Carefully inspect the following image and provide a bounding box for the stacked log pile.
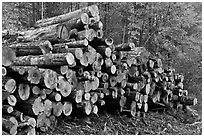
[2,5,198,135]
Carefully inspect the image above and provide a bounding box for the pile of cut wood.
[2,5,197,135]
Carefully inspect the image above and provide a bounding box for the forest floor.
[39,107,202,135]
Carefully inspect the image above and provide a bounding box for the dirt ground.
[38,108,202,135]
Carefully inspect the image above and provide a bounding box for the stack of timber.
[2,4,198,135]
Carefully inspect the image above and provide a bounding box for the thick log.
[63,101,73,116]
[44,69,58,89]
[77,28,97,41]
[64,13,90,31]
[35,5,99,27]
[2,117,18,135]
[9,40,53,56]
[17,83,30,101]
[18,24,69,42]
[3,77,16,93]
[13,53,76,67]
[16,96,44,116]
[3,105,13,114]
[56,76,72,97]
[2,46,16,66]
[52,102,63,117]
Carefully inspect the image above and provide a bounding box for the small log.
[89,37,114,47]
[2,66,7,76]
[43,99,52,117]
[142,103,148,112]
[91,76,100,90]
[63,101,73,116]
[19,115,36,128]
[18,24,69,42]
[80,52,89,67]
[131,101,137,117]
[96,29,104,39]
[2,46,16,66]
[27,67,42,84]
[115,42,135,51]
[56,76,72,97]
[104,58,113,68]
[3,77,16,93]
[90,92,98,104]
[47,91,61,102]
[120,79,127,88]
[3,105,13,114]
[35,4,99,27]
[109,87,118,99]
[96,71,102,78]
[77,28,97,41]
[95,46,112,58]
[84,92,91,100]
[180,96,197,106]
[44,69,58,89]
[52,102,63,117]
[92,105,98,115]
[17,126,36,135]
[17,83,30,101]
[76,100,92,115]
[7,95,17,106]
[2,117,18,135]
[101,73,109,82]
[109,76,117,87]
[70,89,84,103]
[9,40,53,56]
[119,96,127,112]
[9,109,24,122]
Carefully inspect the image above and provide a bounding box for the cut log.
[47,91,61,102]
[7,95,17,106]
[90,92,98,104]
[109,76,117,87]
[56,76,72,97]
[96,29,104,39]
[80,52,89,67]
[13,52,76,67]
[52,102,63,117]
[104,58,113,68]
[64,12,90,31]
[17,126,36,135]
[3,77,16,93]
[130,101,137,117]
[9,40,53,56]
[77,28,97,41]
[43,69,58,89]
[44,99,53,117]
[36,112,51,132]
[19,115,36,128]
[27,67,42,84]
[101,73,109,82]
[17,83,30,101]
[2,117,18,135]
[84,92,91,100]
[2,66,7,76]
[63,101,73,116]
[2,46,16,66]
[115,42,135,51]
[180,96,197,106]
[3,105,13,114]
[109,87,118,99]
[90,20,103,30]
[89,38,114,47]
[119,96,127,112]
[35,5,99,27]
[16,96,44,116]
[70,89,84,103]
[92,105,98,115]
[9,109,24,122]
[76,100,92,115]
[95,46,112,58]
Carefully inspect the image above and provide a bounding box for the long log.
[12,53,76,67]
[9,40,53,56]
[18,24,69,42]
[35,5,99,27]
